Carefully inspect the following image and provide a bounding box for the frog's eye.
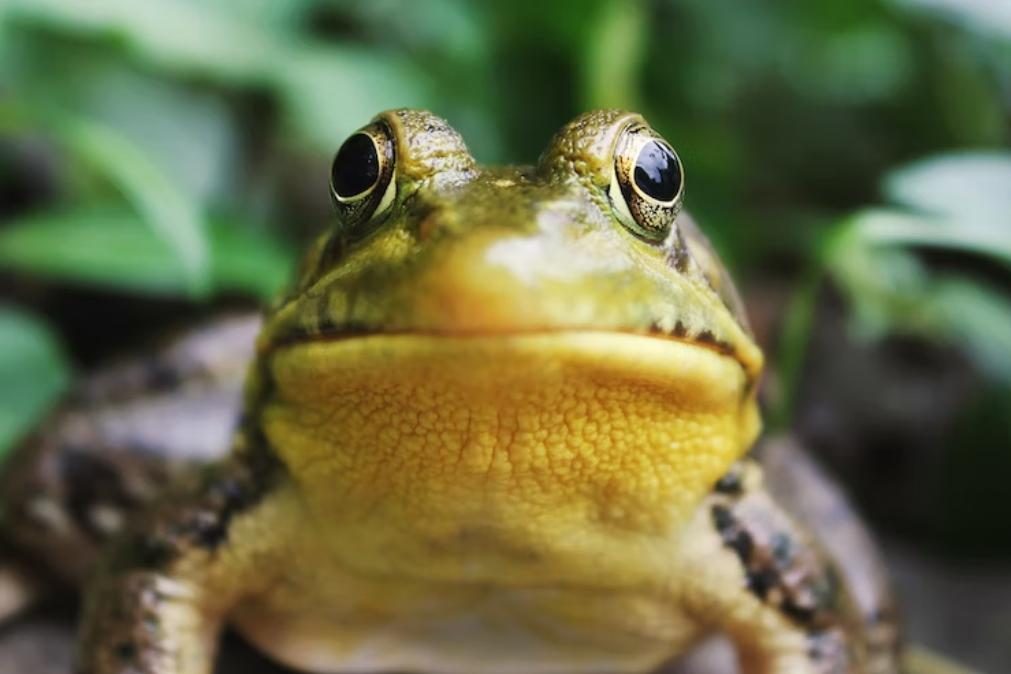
[330,121,397,232]
[608,124,684,241]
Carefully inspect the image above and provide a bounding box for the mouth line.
[264,324,752,380]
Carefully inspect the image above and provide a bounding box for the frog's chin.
[260,332,760,541]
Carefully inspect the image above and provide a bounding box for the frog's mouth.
[264,329,755,399]
[261,323,762,387]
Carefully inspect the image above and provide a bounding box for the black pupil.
[332,133,380,198]
[633,140,680,202]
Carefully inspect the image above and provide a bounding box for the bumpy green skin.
[0,110,900,674]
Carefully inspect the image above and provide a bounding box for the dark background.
[1,1,1009,671]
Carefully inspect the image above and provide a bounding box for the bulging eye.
[329,121,397,233]
[609,123,684,241]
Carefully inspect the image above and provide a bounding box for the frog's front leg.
[80,569,218,674]
[76,449,291,674]
[675,460,864,674]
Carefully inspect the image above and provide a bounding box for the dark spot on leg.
[60,449,136,539]
[114,641,137,662]
[182,445,283,552]
[783,599,818,624]
[747,567,777,599]
[189,511,229,549]
[714,465,744,495]
[711,504,754,560]
[105,529,175,576]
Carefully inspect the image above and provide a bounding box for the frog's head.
[257,109,763,544]
[265,109,759,372]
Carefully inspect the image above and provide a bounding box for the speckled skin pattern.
[0,110,899,674]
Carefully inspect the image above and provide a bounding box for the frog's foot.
[76,452,290,674]
[676,460,896,674]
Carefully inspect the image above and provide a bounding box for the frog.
[0,109,901,674]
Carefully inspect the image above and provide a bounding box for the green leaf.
[56,115,212,295]
[0,209,188,293]
[272,45,431,149]
[829,152,1011,354]
[826,210,1011,384]
[885,151,1011,224]
[1,0,431,149]
[894,0,1011,41]
[80,68,240,207]
[932,278,1011,382]
[343,0,487,62]
[786,25,913,104]
[0,0,283,84]
[0,307,70,456]
[581,0,646,110]
[0,207,294,300]
[209,217,297,301]
[849,208,1011,270]
[769,270,821,430]
[0,103,217,297]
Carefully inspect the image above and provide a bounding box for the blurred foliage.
[774,152,1011,425]
[0,305,69,452]
[0,207,291,297]
[0,0,1008,466]
[832,153,1011,381]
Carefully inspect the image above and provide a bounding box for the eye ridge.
[332,133,380,199]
